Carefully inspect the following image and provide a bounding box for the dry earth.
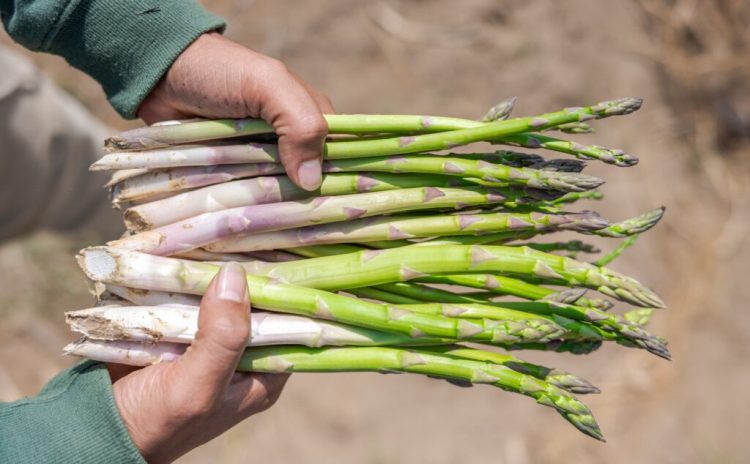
[1,1,748,463]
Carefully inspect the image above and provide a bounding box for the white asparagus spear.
[64,338,185,366]
[92,143,279,171]
[66,305,443,347]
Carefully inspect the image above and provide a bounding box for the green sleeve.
[0,0,226,118]
[0,361,146,464]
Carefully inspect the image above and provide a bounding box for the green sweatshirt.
[0,361,147,463]
[0,0,226,118]
[0,1,226,461]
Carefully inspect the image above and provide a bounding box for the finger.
[137,88,194,125]
[226,372,291,417]
[255,62,328,191]
[171,262,250,407]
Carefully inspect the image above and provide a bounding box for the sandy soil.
[1,1,748,462]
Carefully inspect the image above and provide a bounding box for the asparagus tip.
[546,369,601,394]
[481,96,517,122]
[596,206,666,238]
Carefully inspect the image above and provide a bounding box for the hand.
[107,263,288,464]
[138,32,334,191]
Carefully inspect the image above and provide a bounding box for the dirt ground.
[1,1,749,463]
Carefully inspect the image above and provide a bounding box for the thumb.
[171,262,250,405]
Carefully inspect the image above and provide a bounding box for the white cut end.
[81,248,117,281]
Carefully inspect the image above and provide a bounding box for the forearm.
[0,0,225,118]
[0,47,120,242]
[0,361,145,464]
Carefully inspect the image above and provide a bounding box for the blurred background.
[1,0,748,462]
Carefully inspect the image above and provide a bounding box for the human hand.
[138,32,334,191]
[107,263,288,464]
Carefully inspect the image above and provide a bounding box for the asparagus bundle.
[65,97,668,442]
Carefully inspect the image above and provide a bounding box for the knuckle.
[288,119,328,144]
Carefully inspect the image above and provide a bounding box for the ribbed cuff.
[47,0,226,118]
[0,361,146,463]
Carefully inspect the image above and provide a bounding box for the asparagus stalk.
[66,305,447,347]
[345,286,424,305]
[498,133,638,167]
[323,98,642,159]
[238,244,664,308]
[104,284,202,306]
[205,211,608,253]
[290,244,612,310]
[505,339,603,355]
[78,247,569,346]
[106,98,640,164]
[524,240,600,255]
[79,247,667,356]
[623,308,656,327]
[112,152,600,215]
[591,207,666,238]
[123,173,538,231]
[111,163,281,205]
[65,338,604,440]
[174,249,250,262]
[92,143,279,171]
[594,236,638,267]
[112,187,510,254]
[422,345,600,394]
[398,302,669,359]
[544,122,594,134]
[287,244,634,312]
[320,155,604,192]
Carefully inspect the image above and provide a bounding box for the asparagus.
[345,286,424,305]
[594,236,638,267]
[105,98,640,152]
[453,147,590,173]
[80,246,668,356]
[524,240,600,255]
[111,163,281,204]
[623,308,656,327]
[78,247,570,346]
[498,133,638,167]
[123,172,479,229]
[104,285,201,306]
[113,187,511,254]
[237,244,664,308]
[323,98,642,159]
[65,339,604,440]
[205,211,608,253]
[481,96,517,122]
[114,152,601,217]
[65,305,447,347]
[289,244,612,309]
[397,301,669,359]
[544,122,594,134]
[92,143,279,171]
[591,207,666,238]
[66,96,669,444]
[422,345,600,394]
[320,155,604,192]
[505,339,603,355]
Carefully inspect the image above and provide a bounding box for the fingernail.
[215,262,247,304]
[297,159,322,191]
